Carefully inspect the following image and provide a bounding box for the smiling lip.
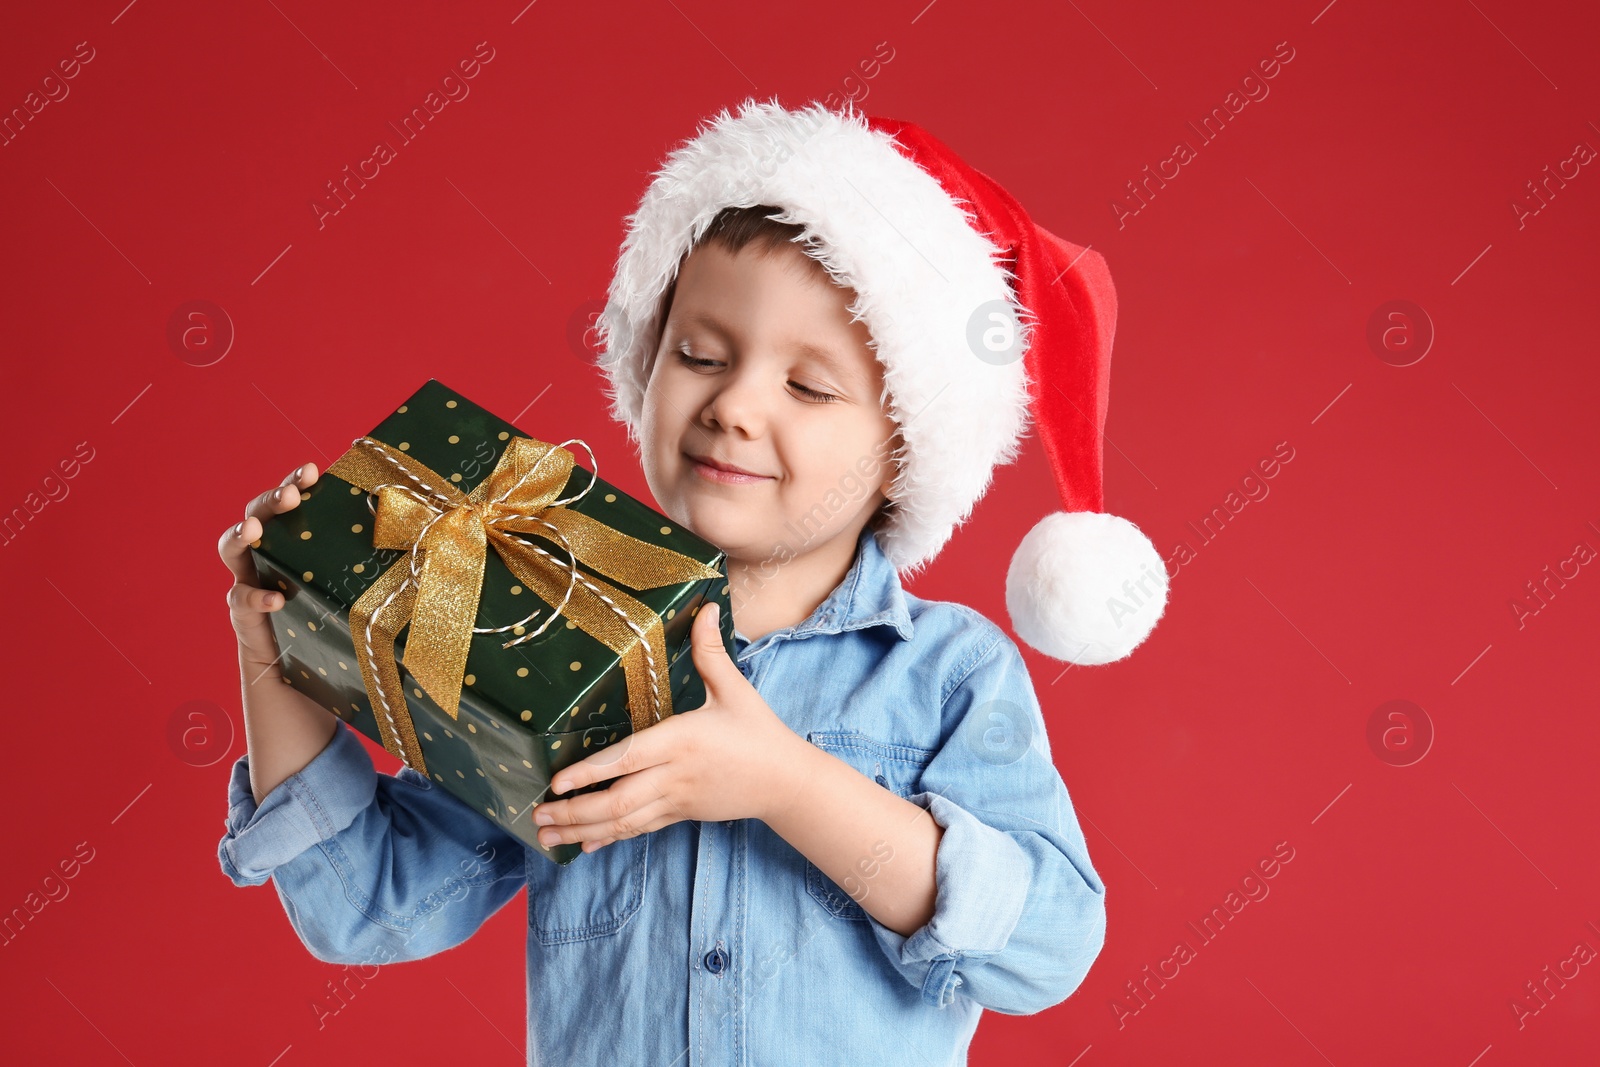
[687,453,772,484]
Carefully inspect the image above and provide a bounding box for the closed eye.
[789,381,840,403]
[676,348,841,404]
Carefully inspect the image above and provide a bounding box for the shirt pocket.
[802,730,938,922]
[527,832,650,946]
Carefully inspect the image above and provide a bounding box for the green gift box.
[250,379,734,865]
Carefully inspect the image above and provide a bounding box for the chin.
[675,508,749,551]
[684,501,782,553]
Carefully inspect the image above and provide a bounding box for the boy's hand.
[530,602,805,853]
[217,462,318,672]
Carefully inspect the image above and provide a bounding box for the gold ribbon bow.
[327,433,723,775]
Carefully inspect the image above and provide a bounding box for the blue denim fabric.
[218,524,1106,1065]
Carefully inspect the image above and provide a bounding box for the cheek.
[636,397,672,495]
[847,416,896,472]
[640,371,696,467]
[640,368,673,435]
[635,401,665,478]
[644,359,690,414]
[792,421,880,487]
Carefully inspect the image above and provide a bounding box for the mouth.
[686,452,773,485]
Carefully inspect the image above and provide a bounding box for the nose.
[698,365,769,438]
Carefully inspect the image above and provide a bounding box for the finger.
[535,772,642,829]
[582,837,615,854]
[280,461,320,488]
[548,722,665,794]
[227,582,284,617]
[244,482,302,524]
[224,462,323,582]
[217,512,287,583]
[217,515,266,584]
[536,796,674,848]
[225,580,286,663]
[688,601,740,692]
[244,460,319,526]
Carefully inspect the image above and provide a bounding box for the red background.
[3,0,1597,1063]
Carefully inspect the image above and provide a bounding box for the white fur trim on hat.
[1006,511,1168,665]
[596,97,1033,576]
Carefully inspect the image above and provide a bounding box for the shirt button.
[703,947,727,974]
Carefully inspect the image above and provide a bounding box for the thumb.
[689,601,740,689]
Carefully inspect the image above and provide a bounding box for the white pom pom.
[1005,511,1168,665]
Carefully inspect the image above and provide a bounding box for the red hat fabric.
[597,97,1167,663]
[863,115,1112,515]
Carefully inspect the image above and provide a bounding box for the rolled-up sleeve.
[217,722,527,965]
[219,720,378,886]
[863,635,1107,1015]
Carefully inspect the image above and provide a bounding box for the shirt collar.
[734,525,915,651]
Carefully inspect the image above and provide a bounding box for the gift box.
[249,379,733,865]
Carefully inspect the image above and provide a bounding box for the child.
[217,98,1167,1064]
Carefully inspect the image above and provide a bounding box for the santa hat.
[596,97,1167,665]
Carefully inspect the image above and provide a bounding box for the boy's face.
[639,240,899,566]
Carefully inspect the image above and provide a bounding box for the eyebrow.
[679,311,864,387]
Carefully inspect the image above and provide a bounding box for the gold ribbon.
[327,433,723,775]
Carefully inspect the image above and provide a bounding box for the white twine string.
[349,433,669,764]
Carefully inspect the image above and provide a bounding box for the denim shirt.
[217,524,1107,1066]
